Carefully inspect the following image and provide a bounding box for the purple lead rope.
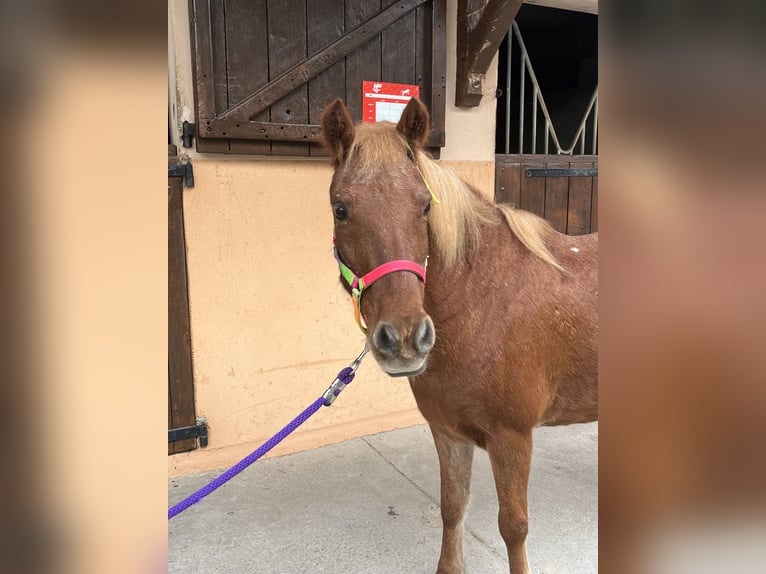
[169,347,368,520]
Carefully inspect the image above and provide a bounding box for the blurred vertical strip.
[1,1,168,573]
[601,1,766,573]
[0,0,56,572]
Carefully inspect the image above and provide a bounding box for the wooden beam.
[455,0,523,107]
[524,0,598,15]
[205,118,445,149]
[467,0,521,76]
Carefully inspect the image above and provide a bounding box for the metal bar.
[512,22,563,154]
[544,121,549,154]
[519,46,525,154]
[592,95,598,154]
[505,27,512,154]
[559,86,598,155]
[532,85,538,153]
[526,168,598,178]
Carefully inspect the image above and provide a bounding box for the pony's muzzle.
[372,315,435,377]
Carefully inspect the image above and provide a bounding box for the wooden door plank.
[382,0,417,84]
[226,0,271,154]
[520,162,545,218]
[566,161,593,235]
[210,0,228,117]
[168,383,176,455]
[415,4,428,91]
[494,157,521,207]
[308,0,345,156]
[193,0,229,152]
[427,0,447,147]
[590,172,598,232]
[191,0,216,122]
[543,161,569,233]
[168,171,197,454]
[268,0,309,156]
[345,0,382,123]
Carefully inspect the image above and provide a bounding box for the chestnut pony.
[321,98,597,574]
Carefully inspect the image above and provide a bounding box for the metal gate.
[500,20,598,156]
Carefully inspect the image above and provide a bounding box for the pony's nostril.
[374,322,401,357]
[414,317,435,354]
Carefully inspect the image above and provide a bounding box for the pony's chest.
[409,375,490,448]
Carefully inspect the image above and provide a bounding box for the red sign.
[362,81,420,123]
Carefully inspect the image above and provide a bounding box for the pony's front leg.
[430,426,474,574]
[487,428,533,574]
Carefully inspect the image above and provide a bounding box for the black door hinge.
[168,160,195,188]
[181,121,196,148]
[168,417,208,448]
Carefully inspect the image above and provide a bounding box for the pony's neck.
[418,154,499,271]
[420,154,563,274]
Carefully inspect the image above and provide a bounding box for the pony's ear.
[320,99,355,165]
[396,97,430,150]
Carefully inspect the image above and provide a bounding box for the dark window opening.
[496,5,597,154]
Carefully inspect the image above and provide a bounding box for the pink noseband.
[333,244,427,334]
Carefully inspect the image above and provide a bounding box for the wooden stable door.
[495,154,598,235]
[189,0,446,155]
[168,145,197,454]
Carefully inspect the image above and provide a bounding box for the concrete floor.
[169,422,597,573]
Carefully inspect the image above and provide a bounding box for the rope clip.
[322,344,369,406]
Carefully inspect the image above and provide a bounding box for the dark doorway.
[496,5,597,154]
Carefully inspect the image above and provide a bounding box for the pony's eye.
[423,201,431,216]
[334,203,348,221]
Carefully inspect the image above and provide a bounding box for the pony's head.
[321,97,436,377]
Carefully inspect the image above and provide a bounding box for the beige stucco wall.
[168,0,498,477]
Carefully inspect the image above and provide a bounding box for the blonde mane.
[416,151,564,272]
[345,122,562,271]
